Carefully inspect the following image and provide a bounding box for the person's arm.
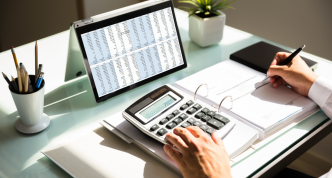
[164,127,232,178]
[308,77,332,118]
[267,52,332,118]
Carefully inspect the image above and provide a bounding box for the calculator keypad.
[154,100,230,138]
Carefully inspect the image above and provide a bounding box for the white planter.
[189,11,226,47]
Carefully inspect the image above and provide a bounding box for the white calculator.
[123,85,236,145]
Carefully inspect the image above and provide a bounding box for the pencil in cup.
[11,76,19,92]
[10,75,45,94]
[10,75,46,126]
[17,66,22,93]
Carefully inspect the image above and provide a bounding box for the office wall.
[0,0,80,53]
[174,0,332,60]
[0,0,143,53]
[82,0,142,18]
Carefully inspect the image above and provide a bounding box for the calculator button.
[201,115,212,122]
[201,108,210,114]
[166,122,177,129]
[166,114,174,120]
[193,121,202,127]
[220,117,230,124]
[213,114,223,121]
[186,108,197,115]
[159,118,168,125]
[195,112,205,119]
[173,118,183,125]
[199,125,208,131]
[213,114,230,124]
[206,127,216,135]
[187,118,195,124]
[179,113,188,120]
[186,100,194,106]
[207,119,225,130]
[172,110,180,116]
[207,111,216,117]
[181,122,191,128]
[157,128,168,136]
[150,124,159,131]
[180,104,189,110]
[193,104,202,110]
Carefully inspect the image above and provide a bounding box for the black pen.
[263,45,306,81]
[2,72,16,91]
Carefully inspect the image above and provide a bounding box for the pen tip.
[10,46,14,48]
[2,72,5,77]
[302,45,306,49]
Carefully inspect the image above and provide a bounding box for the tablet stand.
[64,24,86,82]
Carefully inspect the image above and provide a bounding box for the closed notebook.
[230,41,318,73]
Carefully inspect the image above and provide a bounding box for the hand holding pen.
[266,52,318,96]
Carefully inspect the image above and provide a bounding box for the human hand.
[164,126,231,178]
[267,52,318,96]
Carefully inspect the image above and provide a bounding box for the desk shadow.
[93,127,182,178]
[44,76,97,113]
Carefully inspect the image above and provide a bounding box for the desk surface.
[0,9,331,178]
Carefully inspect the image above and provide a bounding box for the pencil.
[21,63,31,84]
[2,72,15,90]
[11,76,19,91]
[24,72,29,93]
[35,41,38,83]
[10,46,19,68]
[20,67,25,89]
[17,67,22,93]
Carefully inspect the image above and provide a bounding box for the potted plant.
[180,0,234,47]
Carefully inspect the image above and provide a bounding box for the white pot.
[189,11,226,47]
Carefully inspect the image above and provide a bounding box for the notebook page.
[174,60,266,107]
[231,84,316,130]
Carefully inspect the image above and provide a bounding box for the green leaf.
[188,11,196,17]
[210,10,221,15]
[210,0,219,6]
[179,0,201,7]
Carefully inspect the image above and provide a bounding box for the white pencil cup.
[10,75,50,134]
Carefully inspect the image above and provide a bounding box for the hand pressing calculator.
[123,85,236,145]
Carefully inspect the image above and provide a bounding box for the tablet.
[73,0,187,103]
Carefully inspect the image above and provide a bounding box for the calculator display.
[140,95,175,120]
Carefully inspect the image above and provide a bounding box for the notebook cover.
[230,41,318,73]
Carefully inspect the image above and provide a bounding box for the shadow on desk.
[94,127,181,178]
[44,76,97,114]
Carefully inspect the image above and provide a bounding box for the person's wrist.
[306,72,318,95]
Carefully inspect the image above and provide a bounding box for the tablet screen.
[76,1,186,102]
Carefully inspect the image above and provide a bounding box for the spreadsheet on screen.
[81,7,184,97]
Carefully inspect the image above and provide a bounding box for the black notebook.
[230,41,318,73]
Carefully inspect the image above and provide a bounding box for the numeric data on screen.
[81,7,184,97]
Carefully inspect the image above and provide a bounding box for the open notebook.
[174,60,319,139]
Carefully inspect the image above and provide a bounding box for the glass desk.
[0,9,331,178]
